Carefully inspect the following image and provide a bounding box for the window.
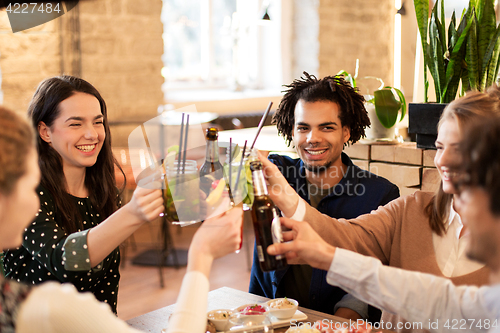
[161,0,285,95]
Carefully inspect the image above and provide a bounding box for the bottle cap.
[206,127,218,140]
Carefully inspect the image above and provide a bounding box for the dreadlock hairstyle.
[272,71,370,147]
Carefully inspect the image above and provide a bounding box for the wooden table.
[126,287,393,332]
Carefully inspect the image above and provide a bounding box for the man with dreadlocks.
[249,72,399,323]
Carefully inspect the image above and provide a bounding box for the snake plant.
[414,0,500,103]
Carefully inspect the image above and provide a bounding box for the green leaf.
[461,66,470,94]
[477,0,496,90]
[466,10,479,90]
[391,87,407,122]
[336,70,356,88]
[485,24,500,87]
[472,0,483,22]
[439,0,446,54]
[431,2,447,63]
[443,7,473,102]
[374,89,402,129]
[448,11,457,48]
[429,9,446,102]
[414,0,429,49]
[414,0,429,102]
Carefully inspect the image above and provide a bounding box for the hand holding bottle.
[257,151,301,218]
[249,154,288,272]
[267,217,336,272]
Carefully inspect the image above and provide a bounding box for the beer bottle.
[249,158,287,272]
[200,127,223,195]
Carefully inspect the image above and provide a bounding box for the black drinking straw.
[229,138,232,191]
[250,101,273,150]
[233,140,247,203]
[181,114,189,173]
[177,113,185,175]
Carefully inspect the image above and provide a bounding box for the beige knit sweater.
[302,191,490,333]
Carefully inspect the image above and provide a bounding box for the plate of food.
[220,301,307,333]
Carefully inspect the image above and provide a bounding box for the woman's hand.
[191,203,243,259]
[187,203,243,277]
[267,217,336,271]
[126,185,164,222]
[257,151,300,217]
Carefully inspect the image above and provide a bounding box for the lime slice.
[167,145,179,154]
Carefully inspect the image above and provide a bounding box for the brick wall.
[291,0,319,79]
[1,0,395,144]
[0,0,164,146]
[0,12,61,113]
[318,0,394,90]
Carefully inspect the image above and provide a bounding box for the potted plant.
[409,0,500,148]
[338,64,406,141]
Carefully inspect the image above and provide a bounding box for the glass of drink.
[163,160,202,226]
[226,159,248,253]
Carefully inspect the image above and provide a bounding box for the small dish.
[265,298,299,319]
[233,303,268,315]
[232,303,269,322]
[207,309,233,331]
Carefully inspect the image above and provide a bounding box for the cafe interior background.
[1,0,499,321]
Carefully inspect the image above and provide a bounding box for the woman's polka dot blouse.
[3,185,121,314]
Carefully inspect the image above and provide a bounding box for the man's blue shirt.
[248,152,400,320]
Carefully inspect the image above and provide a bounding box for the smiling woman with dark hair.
[3,75,165,313]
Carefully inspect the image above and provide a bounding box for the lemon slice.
[162,151,177,170]
[206,178,226,207]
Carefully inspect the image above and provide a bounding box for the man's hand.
[257,151,300,217]
[267,217,336,271]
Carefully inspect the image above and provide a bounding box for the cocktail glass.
[163,160,202,226]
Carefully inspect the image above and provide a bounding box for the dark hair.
[0,107,35,195]
[459,117,500,216]
[27,75,125,233]
[272,72,370,147]
[425,85,500,235]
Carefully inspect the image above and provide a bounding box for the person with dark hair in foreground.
[268,115,500,333]
[249,72,400,322]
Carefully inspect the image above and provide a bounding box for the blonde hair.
[0,107,35,195]
[426,85,500,235]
